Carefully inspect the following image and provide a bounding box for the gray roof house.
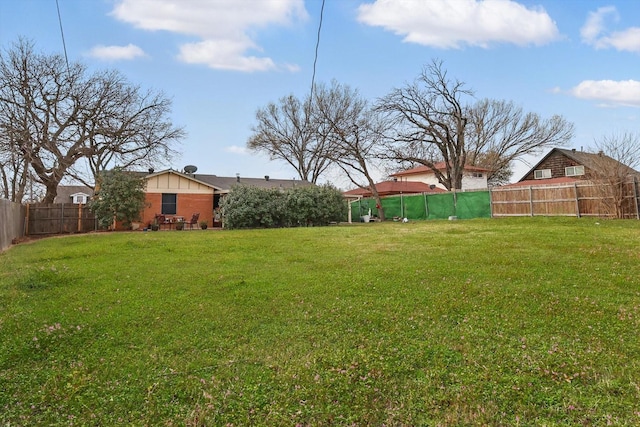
[53,185,94,204]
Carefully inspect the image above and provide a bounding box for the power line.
[55,0,70,74]
[309,0,325,103]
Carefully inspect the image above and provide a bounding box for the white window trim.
[534,169,552,179]
[71,193,89,204]
[565,165,585,177]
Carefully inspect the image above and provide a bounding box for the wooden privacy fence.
[26,203,97,235]
[1,198,25,251]
[490,179,640,219]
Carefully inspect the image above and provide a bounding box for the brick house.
[141,169,312,228]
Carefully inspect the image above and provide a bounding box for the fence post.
[574,182,580,218]
[423,193,429,219]
[529,187,534,217]
[634,176,640,220]
[78,204,83,232]
[25,203,30,235]
[488,188,493,218]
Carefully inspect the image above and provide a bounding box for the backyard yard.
[1,218,639,425]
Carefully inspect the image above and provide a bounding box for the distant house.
[389,162,490,191]
[343,180,446,198]
[53,185,94,204]
[141,169,311,228]
[513,148,639,187]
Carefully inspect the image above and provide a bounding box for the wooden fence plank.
[491,180,639,218]
[26,203,96,235]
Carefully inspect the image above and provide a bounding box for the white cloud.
[356,0,560,49]
[225,145,249,155]
[178,40,276,72]
[88,44,146,61]
[604,28,640,53]
[580,6,617,44]
[111,0,307,72]
[581,6,640,53]
[570,80,640,107]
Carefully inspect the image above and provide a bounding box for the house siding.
[461,173,488,190]
[398,173,442,188]
[396,172,488,190]
[522,151,585,181]
[142,172,215,227]
[142,193,214,227]
[145,174,213,193]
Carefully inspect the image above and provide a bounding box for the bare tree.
[0,39,183,203]
[315,81,389,220]
[587,132,640,218]
[247,92,332,184]
[466,99,574,186]
[68,72,183,188]
[377,60,575,190]
[376,59,472,190]
[0,128,29,201]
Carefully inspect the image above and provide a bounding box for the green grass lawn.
[1,217,639,426]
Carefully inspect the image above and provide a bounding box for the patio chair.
[154,214,166,230]
[187,213,200,230]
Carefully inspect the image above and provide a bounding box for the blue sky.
[1,0,639,185]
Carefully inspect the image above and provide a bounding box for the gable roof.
[145,169,221,190]
[53,185,94,203]
[500,177,579,188]
[145,169,312,193]
[343,180,447,197]
[391,162,491,177]
[198,175,311,192]
[520,148,639,181]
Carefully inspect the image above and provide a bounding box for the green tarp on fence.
[350,190,491,221]
[455,191,492,219]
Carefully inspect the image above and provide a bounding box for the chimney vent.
[148,167,154,174]
[265,175,269,181]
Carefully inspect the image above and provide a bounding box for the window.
[534,169,552,179]
[565,165,585,177]
[71,193,88,204]
[161,193,177,215]
[472,172,483,178]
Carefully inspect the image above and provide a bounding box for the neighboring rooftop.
[520,148,640,182]
[391,162,491,177]
[145,169,312,193]
[53,185,94,203]
[500,177,579,188]
[343,180,447,197]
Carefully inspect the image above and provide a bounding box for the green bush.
[221,185,285,229]
[89,167,146,229]
[222,184,346,229]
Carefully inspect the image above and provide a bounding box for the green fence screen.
[350,190,491,221]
